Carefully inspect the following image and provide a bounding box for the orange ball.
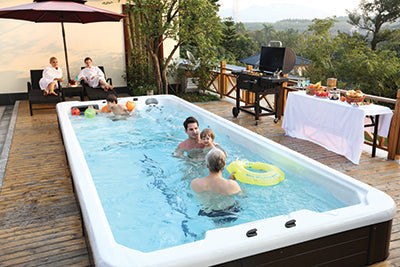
[126,101,136,111]
[71,107,80,116]
[102,105,112,113]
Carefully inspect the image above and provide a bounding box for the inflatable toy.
[126,101,136,111]
[84,108,96,118]
[102,105,111,113]
[71,107,80,116]
[227,160,284,186]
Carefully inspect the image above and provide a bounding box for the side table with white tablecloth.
[282,91,393,164]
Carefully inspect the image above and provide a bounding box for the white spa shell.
[56,95,396,267]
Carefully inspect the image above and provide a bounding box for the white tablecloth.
[282,91,393,164]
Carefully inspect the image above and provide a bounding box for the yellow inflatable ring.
[227,160,284,186]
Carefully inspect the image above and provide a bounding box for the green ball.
[84,108,96,118]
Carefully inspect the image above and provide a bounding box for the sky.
[218,0,360,22]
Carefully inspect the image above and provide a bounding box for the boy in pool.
[200,128,227,156]
[100,94,134,116]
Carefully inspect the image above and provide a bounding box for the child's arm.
[121,104,134,116]
[89,105,101,113]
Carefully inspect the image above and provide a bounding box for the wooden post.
[387,89,400,160]
[245,65,254,105]
[219,61,227,98]
[278,74,289,119]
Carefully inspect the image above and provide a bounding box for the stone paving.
[0,103,18,190]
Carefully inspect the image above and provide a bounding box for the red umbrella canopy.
[0,0,126,23]
[0,0,126,82]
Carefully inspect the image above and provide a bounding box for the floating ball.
[84,108,96,118]
[126,101,136,111]
[71,107,80,116]
[102,105,111,113]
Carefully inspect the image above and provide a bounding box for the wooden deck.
[0,102,90,266]
[0,100,399,266]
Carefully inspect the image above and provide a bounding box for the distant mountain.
[242,17,356,34]
[219,3,332,23]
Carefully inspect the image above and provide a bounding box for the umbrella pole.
[61,22,71,83]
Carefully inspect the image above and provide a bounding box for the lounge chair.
[81,66,117,100]
[27,69,62,116]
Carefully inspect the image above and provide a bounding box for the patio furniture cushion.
[28,69,62,116]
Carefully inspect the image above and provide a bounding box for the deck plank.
[0,102,90,267]
[0,100,398,266]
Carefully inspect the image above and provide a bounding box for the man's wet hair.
[206,148,226,172]
[183,116,199,130]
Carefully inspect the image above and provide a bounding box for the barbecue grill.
[232,42,296,124]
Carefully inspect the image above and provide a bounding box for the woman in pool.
[39,56,63,96]
[191,148,241,222]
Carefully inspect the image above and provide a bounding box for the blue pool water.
[70,104,347,253]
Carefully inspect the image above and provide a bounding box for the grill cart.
[232,42,296,125]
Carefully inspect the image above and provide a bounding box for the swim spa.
[57,95,395,266]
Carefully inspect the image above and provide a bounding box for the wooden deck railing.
[204,61,400,161]
[388,89,400,160]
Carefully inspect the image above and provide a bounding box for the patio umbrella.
[0,0,126,82]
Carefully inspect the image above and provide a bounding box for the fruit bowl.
[315,91,329,97]
[306,82,324,95]
[306,88,324,96]
[68,80,78,87]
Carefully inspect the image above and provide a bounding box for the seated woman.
[39,56,63,96]
[78,57,114,92]
[191,148,242,223]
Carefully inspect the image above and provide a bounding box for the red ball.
[71,107,80,116]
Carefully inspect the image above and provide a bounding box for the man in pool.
[191,148,240,195]
[191,148,242,223]
[175,116,205,157]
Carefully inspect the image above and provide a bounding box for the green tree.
[235,22,248,35]
[221,18,239,53]
[273,28,302,54]
[122,0,221,94]
[247,24,277,47]
[302,17,339,82]
[335,32,400,98]
[218,18,258,63]
[378,28,400,57]
[248,29,265,47]
[233,34,259,61]
[262,24,277,45]
[347,0,400,50]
